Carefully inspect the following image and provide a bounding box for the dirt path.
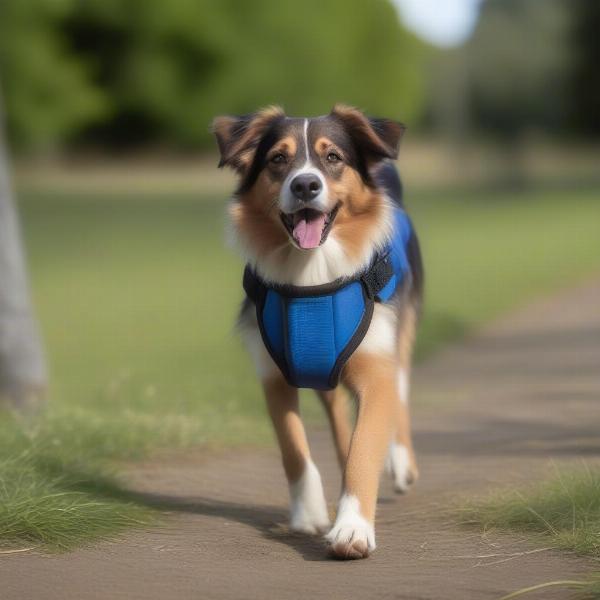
[3,277,600,600]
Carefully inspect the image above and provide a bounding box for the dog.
[212,104,423,560]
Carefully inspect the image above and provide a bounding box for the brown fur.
[327,169,388,262]
[317,387,353,469]
[232,130,388,264]
[214,105,418,561]
[212,105,285,172]
[395,304,419,482]
[342,352,399,523]
[228,170,288,258]
[263,375,311,484]
[331,104,405,162]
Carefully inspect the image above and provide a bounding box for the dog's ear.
[212,106,285,173]
[330,104,405,163]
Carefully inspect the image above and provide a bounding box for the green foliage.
[464,0,573,137]
[0,181,599,549]
[0,0,108,150]
[570,0,600,136]
[0,0,428,150]
[429,0,600,141]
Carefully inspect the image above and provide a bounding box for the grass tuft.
[463,467,600,599]
[463,467,600,557]
[0,449,156,550]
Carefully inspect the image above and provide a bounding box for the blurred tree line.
[0,0,427,152]
[0,0,598,153]
[430,0,600,142]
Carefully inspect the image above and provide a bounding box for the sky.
[393,0,482,47]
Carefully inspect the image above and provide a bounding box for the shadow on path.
[40,458,330,561]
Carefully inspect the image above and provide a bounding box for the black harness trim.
[243,251,396,389]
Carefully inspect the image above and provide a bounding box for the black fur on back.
[374,160,424,310]
[374,159,403,207]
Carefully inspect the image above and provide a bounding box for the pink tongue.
[292,212,327,249]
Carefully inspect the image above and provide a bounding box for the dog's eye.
[270,153,287,164]
[326,152,341,163]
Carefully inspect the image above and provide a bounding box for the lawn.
[1,180,599,550]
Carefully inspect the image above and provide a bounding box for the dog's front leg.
[316,387,353,470]
[263,375,330,535]
[241,307,329,534]
[326,354,396,559]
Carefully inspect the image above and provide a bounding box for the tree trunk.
[0,89,47,412]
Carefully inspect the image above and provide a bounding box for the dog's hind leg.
[386,304,419,493]
[263,375,330,535]
[317,386,353,471]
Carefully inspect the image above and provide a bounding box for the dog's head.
[212,104,404,265]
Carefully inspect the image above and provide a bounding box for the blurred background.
[2,0,599,167]
[0,0,599,549]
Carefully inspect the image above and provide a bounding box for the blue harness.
[243,208,414,390]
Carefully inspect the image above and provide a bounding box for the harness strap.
[242,207,414,390]
[243,265,263,304]
[360,252,394,299]
[243,250,395,304]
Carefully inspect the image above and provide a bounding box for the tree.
[465,0,573,139]
[0,0,107,152]
[570,0,600,136]
[0,88,47,411]
[0,0,429,151]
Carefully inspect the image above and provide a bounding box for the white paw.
[289,460,330,535]
[385,443,416,493]
[325,494,375,560]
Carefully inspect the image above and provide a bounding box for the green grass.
[0,449,155,551]
[464,468,600,557]
[1,182,599,550]
[463,468,600,599]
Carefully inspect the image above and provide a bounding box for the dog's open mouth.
[280,204,340,250]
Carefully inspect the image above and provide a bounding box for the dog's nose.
[290,173,322,202]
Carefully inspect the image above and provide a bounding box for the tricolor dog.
[212,105,423,560]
